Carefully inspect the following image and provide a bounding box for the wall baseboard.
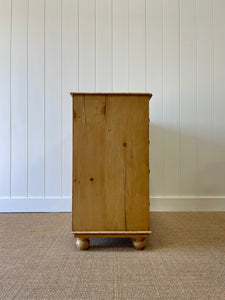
[0,197,72,212]
[0,196,225,212]
[150,196,225,211]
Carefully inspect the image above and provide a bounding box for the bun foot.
[132,237,146,250]
[76,238,90,250]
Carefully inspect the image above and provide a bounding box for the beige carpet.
[0,212,225,300]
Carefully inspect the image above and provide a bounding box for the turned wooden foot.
[75,238,90,250]
[132,237,147,250]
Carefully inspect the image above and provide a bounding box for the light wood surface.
[72,94,107,231]
[72,93,151,249]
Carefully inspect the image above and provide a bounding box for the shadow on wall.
[149,123,225,196]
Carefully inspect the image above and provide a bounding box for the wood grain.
[105,96,129,230]
[72,93,151,236]
[124,96,150,230]
[73,95,107,231]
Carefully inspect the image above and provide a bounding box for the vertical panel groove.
[128,0,130,92]
[113,0,129,91]
[10,0,13,198]
[78,0,79,91]
[45,0,62,195]
[194,1,198,197]
[61,0,77,196]
[95,0,96,92]
[11,0,29,195]
[79,0,95,91]
[60,0,62,198]
[44,0,46,198]
[28,0,45,196]
[162,0,165,196]
[180,0,198,195]
[212,0,215,141]
[195,0,199,197]
[111,0,113,91]
[178,0,181,196]
[27,0,29,197]
[145,0,147,92]
[196,0,214,196]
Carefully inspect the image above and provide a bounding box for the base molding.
[0,196,71,212]
[73,231,151,238]
[150,196,225,211]
[1,196,225,212]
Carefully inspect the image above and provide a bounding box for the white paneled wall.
[0,0,225,212]
[28,0,45,197]
[0,0,11,197]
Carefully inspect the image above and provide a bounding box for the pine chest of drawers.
[71,93,152,250]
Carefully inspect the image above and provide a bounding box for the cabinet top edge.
[70,92,152,98]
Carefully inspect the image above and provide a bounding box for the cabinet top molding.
[70,92,152,98]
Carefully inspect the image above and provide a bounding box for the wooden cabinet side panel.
[72,94,150,232]
[125,97,150,231]
[104,97,128,231]
[72,95,88,231]
[72,95,107,231]
[107,96,149,231]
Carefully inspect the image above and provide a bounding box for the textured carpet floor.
[0,212,225,300]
